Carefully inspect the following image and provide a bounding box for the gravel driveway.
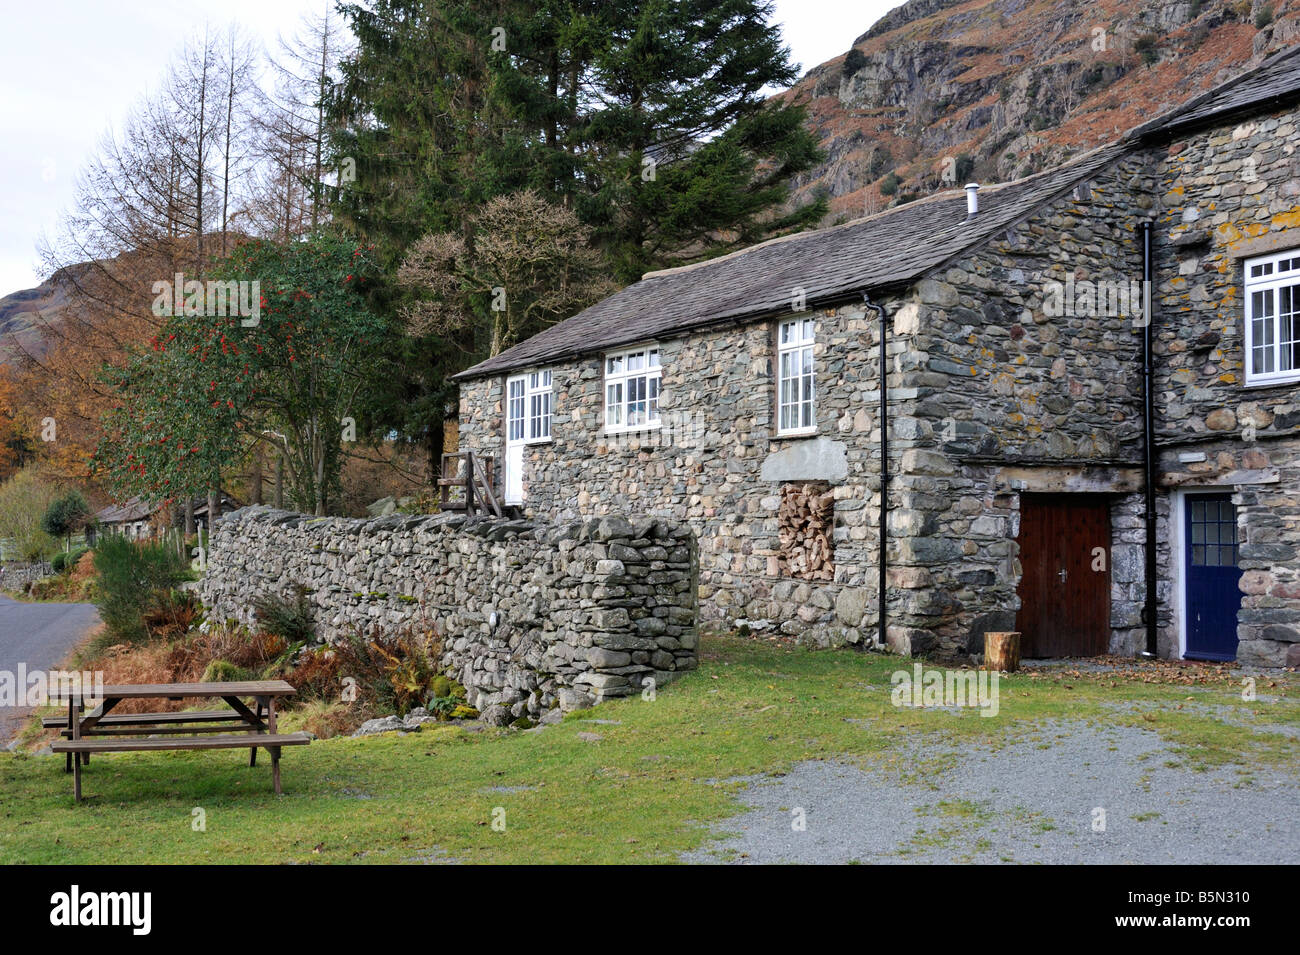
[0,594,100,746]
[683,719,1299,864]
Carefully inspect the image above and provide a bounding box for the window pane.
[607,355,623,374]
[628,351,645,371]
[648,349,660,368]
[1281,284,1299,372]
[606,382,623,427]
[1252,289,1276,375]
[780,321,795,345]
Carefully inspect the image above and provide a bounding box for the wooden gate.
[1015,494,1112,658]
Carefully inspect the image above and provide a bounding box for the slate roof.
[96,496,155,525]
[458,43,1300,381]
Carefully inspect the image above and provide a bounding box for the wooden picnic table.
[47,680,310,802]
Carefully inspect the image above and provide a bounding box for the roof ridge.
[640,187,968,281]
[641,140,1123,282]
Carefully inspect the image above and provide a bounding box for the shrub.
[329,618,443,714]
[1256,4,1274,29]
[52,546,88,574]
[1135,33,1159,66]
[200,659,250,683]
[252,587,315,644]
[286,647,343,702]
[879,171,901,196]
[92,535,190,643]
[289,700,364,739]
[841,47,867,78]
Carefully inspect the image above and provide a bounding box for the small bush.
[200,659,250,683]
[52,547,87,574]
[286,647,343,702]
[841,47,867,78]
[252,587,315,644]
[1135,33,1159,66]
[92,535,190,643]
[294,700,365,738]
[879,171,901,196]
[329,618,443,714]
[1256,4,1274,29]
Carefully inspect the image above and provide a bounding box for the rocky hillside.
[784,0,1300,222]
[0,269,77,366]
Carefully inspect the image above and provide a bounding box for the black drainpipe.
[864,293,888,650]
[1140,221,1158,658]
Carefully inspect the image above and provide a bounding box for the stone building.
[456,47,1300,668]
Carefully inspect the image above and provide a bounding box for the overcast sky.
[0,0,903,296]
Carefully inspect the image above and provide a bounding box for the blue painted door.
[1184,493,1242,661]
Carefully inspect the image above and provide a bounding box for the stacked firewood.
[778,482,835,580]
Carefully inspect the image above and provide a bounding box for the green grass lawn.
[2,635,1296,864]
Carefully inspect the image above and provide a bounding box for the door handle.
[1058,568,1068,584]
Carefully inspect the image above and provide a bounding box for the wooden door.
[1015,494,1112,657]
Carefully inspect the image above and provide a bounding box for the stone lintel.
[760,436,850,483]
[1159,468,1280,488]
[1226,227,1300,260]
[990,465,1144,494]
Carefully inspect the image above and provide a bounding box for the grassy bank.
[1,636,1296,864]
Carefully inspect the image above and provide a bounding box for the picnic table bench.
[47,680,310,802]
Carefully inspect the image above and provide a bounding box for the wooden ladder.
[438,451,503,517]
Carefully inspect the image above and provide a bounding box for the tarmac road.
[0,593,100,746]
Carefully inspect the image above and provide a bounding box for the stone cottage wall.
[460,298,910,648]
[1148,100,1300,667]
[200,506,699,717]
[887,152,1155,656]
[458,106,1300,666]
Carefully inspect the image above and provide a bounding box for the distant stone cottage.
[456,47,1300,668]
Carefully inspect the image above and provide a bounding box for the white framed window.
[777,317,816,434]
[1245,249,1300,386]
[507,369,552,444]
[604,345,661,431]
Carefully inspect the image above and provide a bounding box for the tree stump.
[984,631,1021,672]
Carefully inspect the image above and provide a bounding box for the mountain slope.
[784,0,1300,221]
[0,270,78,366]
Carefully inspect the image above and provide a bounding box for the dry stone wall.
[200,506,699,718]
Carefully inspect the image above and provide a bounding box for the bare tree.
[398,190,614,357]
[245,5,352,240]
